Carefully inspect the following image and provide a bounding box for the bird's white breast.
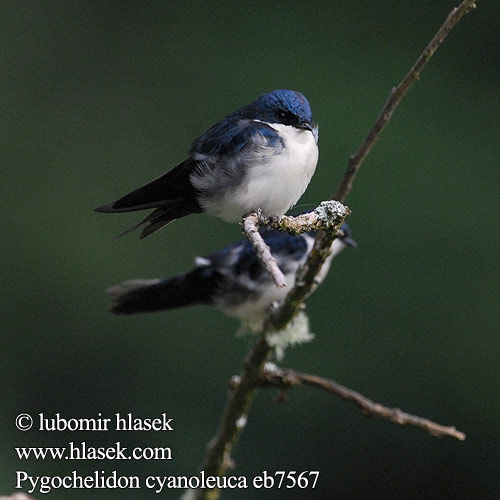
[194,123,318,222]
[240,122,318,218]
[218,271,295,320]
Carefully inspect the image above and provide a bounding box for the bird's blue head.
[242,89,315,132]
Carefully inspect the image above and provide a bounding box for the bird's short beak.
[337,228,357,248]
[343,237,357,248]
[299,122,314,132]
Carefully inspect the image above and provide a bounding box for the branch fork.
[241,201,351,288]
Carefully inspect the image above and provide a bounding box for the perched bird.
[107,224,356,321]
[95,89,318,238]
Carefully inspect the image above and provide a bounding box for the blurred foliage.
[1,1,499,499]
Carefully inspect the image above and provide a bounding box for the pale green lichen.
[260,200,350,235]
[265,311,314,360]
[314,200,350,228]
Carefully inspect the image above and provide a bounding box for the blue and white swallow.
[107,224,356,321]
[95,89,319,238]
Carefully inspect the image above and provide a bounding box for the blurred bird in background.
[107,224,356,322]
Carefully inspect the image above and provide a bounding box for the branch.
[259,201,352,235]
[260,365,466,441]
[190,3,476,498]
[190,336,274,500]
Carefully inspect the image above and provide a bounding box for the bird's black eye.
[276,109,296,124]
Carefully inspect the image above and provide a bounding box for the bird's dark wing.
[95,157,200,213]
[190,118,282,158]
[186,119,285,206]
[94,158,203,238]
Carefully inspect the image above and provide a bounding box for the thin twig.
[271,0,477,332]
[260,365,466,441]
[333,0,477,203]
[241,213,287,288]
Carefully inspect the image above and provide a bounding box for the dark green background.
[2,1,499,499]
